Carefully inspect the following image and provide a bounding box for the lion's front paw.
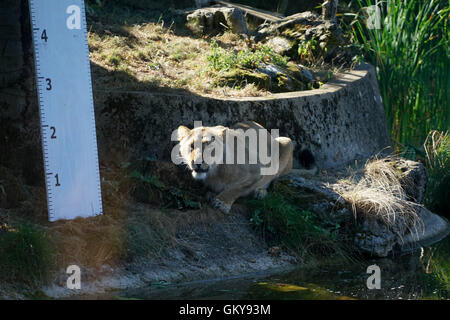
[253,188,268,200]
[210,198,231,214]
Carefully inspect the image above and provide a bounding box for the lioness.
[175,121,315,214]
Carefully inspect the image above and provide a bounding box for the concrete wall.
[94,63,392,169]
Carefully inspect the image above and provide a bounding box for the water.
[111,235,449,300]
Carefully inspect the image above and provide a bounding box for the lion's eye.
[210,136,215,142]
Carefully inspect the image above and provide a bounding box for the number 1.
[55,174,61,187]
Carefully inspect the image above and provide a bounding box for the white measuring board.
[29,0,103,221]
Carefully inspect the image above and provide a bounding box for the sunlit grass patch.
[85,6,294,97]
[0,222,55,286]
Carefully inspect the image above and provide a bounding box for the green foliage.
[348,0,449,148]
[420,236,450,299]
[131,170,201,210]
[424,131,450,217]
[107,52,123,67]
[131,170,165,189]
[247,192,346,259]
[0,223,55,286]
[297,38,318,64]
[207,40,288,72]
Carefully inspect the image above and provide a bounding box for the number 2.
[50,126,56,139]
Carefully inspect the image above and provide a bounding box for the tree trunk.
[322,0,338,21]
[278,0,289,15]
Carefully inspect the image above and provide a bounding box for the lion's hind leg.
[275,136,294,177]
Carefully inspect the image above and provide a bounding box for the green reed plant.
[348,0,449,148]
[424,130,449,216]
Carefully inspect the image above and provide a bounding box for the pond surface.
[112,236,449,300]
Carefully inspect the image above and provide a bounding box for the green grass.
[424,130,450,216]
[347,0,449,148]
[0,223,55,286]
[208,40,288,72]
[420,235,450,299]
[247,191,352,261]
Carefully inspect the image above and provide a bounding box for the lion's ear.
[176,125,191,141]
[212,126,227,137]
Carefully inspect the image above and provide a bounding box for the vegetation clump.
[0,223,55,286]
[207,40,288,71]
[85,3,330,97]
[347,0,449,219]
[336,157,424,238]
[348,0,449,148]
[246,189,353,263]
[424,131,449,217]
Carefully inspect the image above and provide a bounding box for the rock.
[186,6,248,36]
[257,63,283,79]
[186,9,215,36]
[257,62,319,91]
[311,69,331,82]
[299,21,344,61]
[257,11,349,63]
[265,36,294,56]
[355,206,449,257]
[354,219,398,257]
[258,11,321,36]
[393,159,428,204]
[401,207,450,251]
[257,63,306,92]
[283,159,448,258]
[215,68,271,90]
[364,157,428,204]
[222,7,248,35]
[288,63,315,83]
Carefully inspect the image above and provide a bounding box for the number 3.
[46,78,52,90]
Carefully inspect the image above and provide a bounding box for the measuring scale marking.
[29,0,102,221]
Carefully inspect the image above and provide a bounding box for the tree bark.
[278,0,289,15]
[322,0,338,21]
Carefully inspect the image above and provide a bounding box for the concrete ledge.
[94,63,392,169]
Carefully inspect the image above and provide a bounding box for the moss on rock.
[215,68,271,90]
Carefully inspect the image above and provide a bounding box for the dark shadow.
[86,1,201,39]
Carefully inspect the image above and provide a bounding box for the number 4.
[41,29,48,42]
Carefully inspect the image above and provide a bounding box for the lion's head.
[176,125,226,180]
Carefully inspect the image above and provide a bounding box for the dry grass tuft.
[337,157,424,237]
[50,214,126,268]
